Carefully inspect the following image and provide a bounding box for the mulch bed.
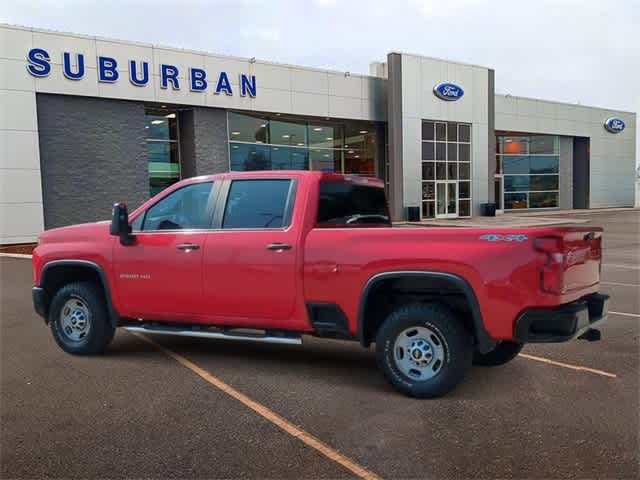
[0,243,37,255]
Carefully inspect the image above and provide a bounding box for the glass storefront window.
[498,136,528,154]
[422,122,434,141]
[309,149,337,171]
[422,142,435,160]
[459,181,471,199]
[530,155,559,174]
[145,110,180,197]
[422,162,435,180]
[459,163,470,180]
[271,146,309,170]
[530,192,559,208]
[458,144,470,162]
[504,175,530,192]
[228,112,269,143]
[503,156,529,175]
[227,112,377,176]
[458,124,471,143]
[421,120,472,218]
[504,193,528,209]
[309,124,343,149]
[230,143,271,171]
[458,199,471,217]
[270,120,307,147]
[497,134,560,210]
[145,114,178,141]
[530,135,559,154]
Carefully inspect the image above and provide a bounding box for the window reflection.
[497,134,560,209]
[145,110,180,197]
[227,112,377,176]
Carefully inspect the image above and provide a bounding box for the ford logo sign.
[433,82,464,101]
[604,117,625,133]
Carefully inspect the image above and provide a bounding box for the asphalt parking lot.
[1,210,638,479]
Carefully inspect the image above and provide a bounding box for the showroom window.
[496,135,559,209]
[145,109,180,196]
[421,121,472,218]
[228,112,377,176]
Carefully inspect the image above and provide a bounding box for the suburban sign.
[603,117,625,134]
[433,82,464,101]
[26,48,257,97]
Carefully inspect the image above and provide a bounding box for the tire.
[375,303,473,398]
[49,281,115,355]
[472,341,523,366]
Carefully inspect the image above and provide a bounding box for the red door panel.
[112,232,206,320]
[202,230,297,324]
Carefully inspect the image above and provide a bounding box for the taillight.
[534,236,565,294]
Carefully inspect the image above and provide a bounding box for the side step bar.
[124,325,303,345]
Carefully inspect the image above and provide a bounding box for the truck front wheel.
[49,282,115,355]
[472,341,523,366]
[375,303,473,398]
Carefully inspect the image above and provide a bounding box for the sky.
[3,0,639,167]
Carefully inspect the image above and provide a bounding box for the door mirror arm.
[110,203,136,246]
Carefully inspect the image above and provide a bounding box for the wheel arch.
[357,271,496,353]
[39,260,120,327]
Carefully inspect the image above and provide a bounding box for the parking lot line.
[610,311,640,318]
[130,331,382,480]
[601,281,640,287]
[602,264,640,270]
[518,353,617,378]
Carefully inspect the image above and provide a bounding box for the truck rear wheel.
[49,282,115,355]
[472,341,523,366]
[375,303,473,398]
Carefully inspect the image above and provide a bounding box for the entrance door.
[436,181,458,218]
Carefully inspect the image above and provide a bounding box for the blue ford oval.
[604,117,625,133]
[433,82,464,101]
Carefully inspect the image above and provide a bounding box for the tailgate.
[561,229,602,293]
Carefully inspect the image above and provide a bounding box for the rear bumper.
[32,286,48,320]
[514,293,609,343]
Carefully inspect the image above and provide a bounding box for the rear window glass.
[317,181,390,227]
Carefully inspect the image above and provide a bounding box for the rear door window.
[222,179,294,229]
[317,181,390,227]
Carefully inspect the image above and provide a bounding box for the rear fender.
[357,271,496,353]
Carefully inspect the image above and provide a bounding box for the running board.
[123,325,303,345]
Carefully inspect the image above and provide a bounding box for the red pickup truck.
[32,171,608,397]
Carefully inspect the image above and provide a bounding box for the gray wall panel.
[192,107,229,175]
[487,69,496,203]
[559,136,573,209]
[386,53,404,221]
[36,94,147,229]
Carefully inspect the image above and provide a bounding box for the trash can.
[480,203,497,217]
[406,206,420,222]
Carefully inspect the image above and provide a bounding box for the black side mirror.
[110,203,135,245]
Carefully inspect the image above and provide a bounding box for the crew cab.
[32,171,609,397]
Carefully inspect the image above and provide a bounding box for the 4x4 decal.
[479,234,528,242]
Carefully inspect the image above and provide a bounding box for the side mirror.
[110,203,135,245]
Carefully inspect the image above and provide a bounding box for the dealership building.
[0,23,637,244]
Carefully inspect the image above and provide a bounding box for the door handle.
[177,243,200,251]
[266,243,292,251]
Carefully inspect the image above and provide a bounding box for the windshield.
[316,180,390,227]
